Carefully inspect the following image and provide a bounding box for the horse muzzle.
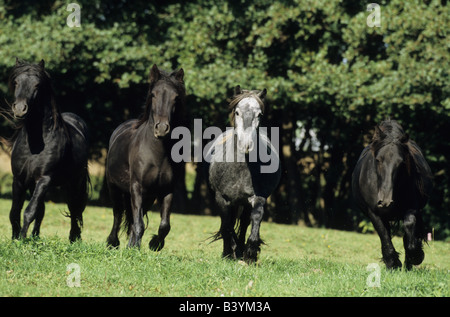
[377,199,394,209]
[237,129,256,154]
[12,101,28,119]
[154,122,170,138]
[237,138,254,154]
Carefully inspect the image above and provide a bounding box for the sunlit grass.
[0,199,448,297]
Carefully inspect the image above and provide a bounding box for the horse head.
[230,85,266,154]
[9,58,49,119]
[371,121,410,210]
[147,64,184,139]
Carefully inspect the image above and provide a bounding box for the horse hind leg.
[149,193,172,251]
[67,176,88,242]
[403,210,425,270]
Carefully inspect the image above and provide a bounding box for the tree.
[0,0,448,239]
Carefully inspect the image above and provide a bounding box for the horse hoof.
[385,258,402,270]
[243,249,259,264]
[149,235,164,251]
[106,239,120,249]
[69,236,81,243]
[405,249,424,268]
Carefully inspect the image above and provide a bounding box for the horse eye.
[235,109,241,116]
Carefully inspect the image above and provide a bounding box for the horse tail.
[123,201,133,237]
[85,164,92,206]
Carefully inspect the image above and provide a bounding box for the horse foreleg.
[215,192,237,259]
[128,182,145,248]
[368,210,401,269]
[31,200,45,238]
[403,209,425,270]
[244,196,266,264]
[20,176,51,239]
[67,177,87,242]
[236,206,251,259]
[10,178,26,239]
[149,192,172,251]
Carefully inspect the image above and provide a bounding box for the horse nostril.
[154,122,170,138]
[377,200,394,208]
[248,140,254,152]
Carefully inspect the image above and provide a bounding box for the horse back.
[105,120,137,192]
[407,140,433,208]
[62,112,89,166]
[351,146,378,211]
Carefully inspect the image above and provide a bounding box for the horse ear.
[39,59,45,69]
[15,57,23,66]
[149,64,160,83]
[258,88,267,100]
[234,85,242,95]
[174,68,184,82]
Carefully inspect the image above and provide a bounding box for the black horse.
[207,86,281,263]
[106,64,185,250]
[4,59,89,242]
[352,119,433,269]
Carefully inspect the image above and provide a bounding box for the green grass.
[0,198,448,297]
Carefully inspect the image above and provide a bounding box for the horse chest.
[140,161,174,188]
[209,162,254,199]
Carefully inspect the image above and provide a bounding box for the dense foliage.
[0,0,448,239]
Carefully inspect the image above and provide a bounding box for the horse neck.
[142,118,173,158]
[23,95,64,147]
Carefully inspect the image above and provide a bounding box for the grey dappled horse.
[207,86,281,263]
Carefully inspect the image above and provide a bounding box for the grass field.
[0,198,448,297]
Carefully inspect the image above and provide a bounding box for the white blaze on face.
[235,97,262,154]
